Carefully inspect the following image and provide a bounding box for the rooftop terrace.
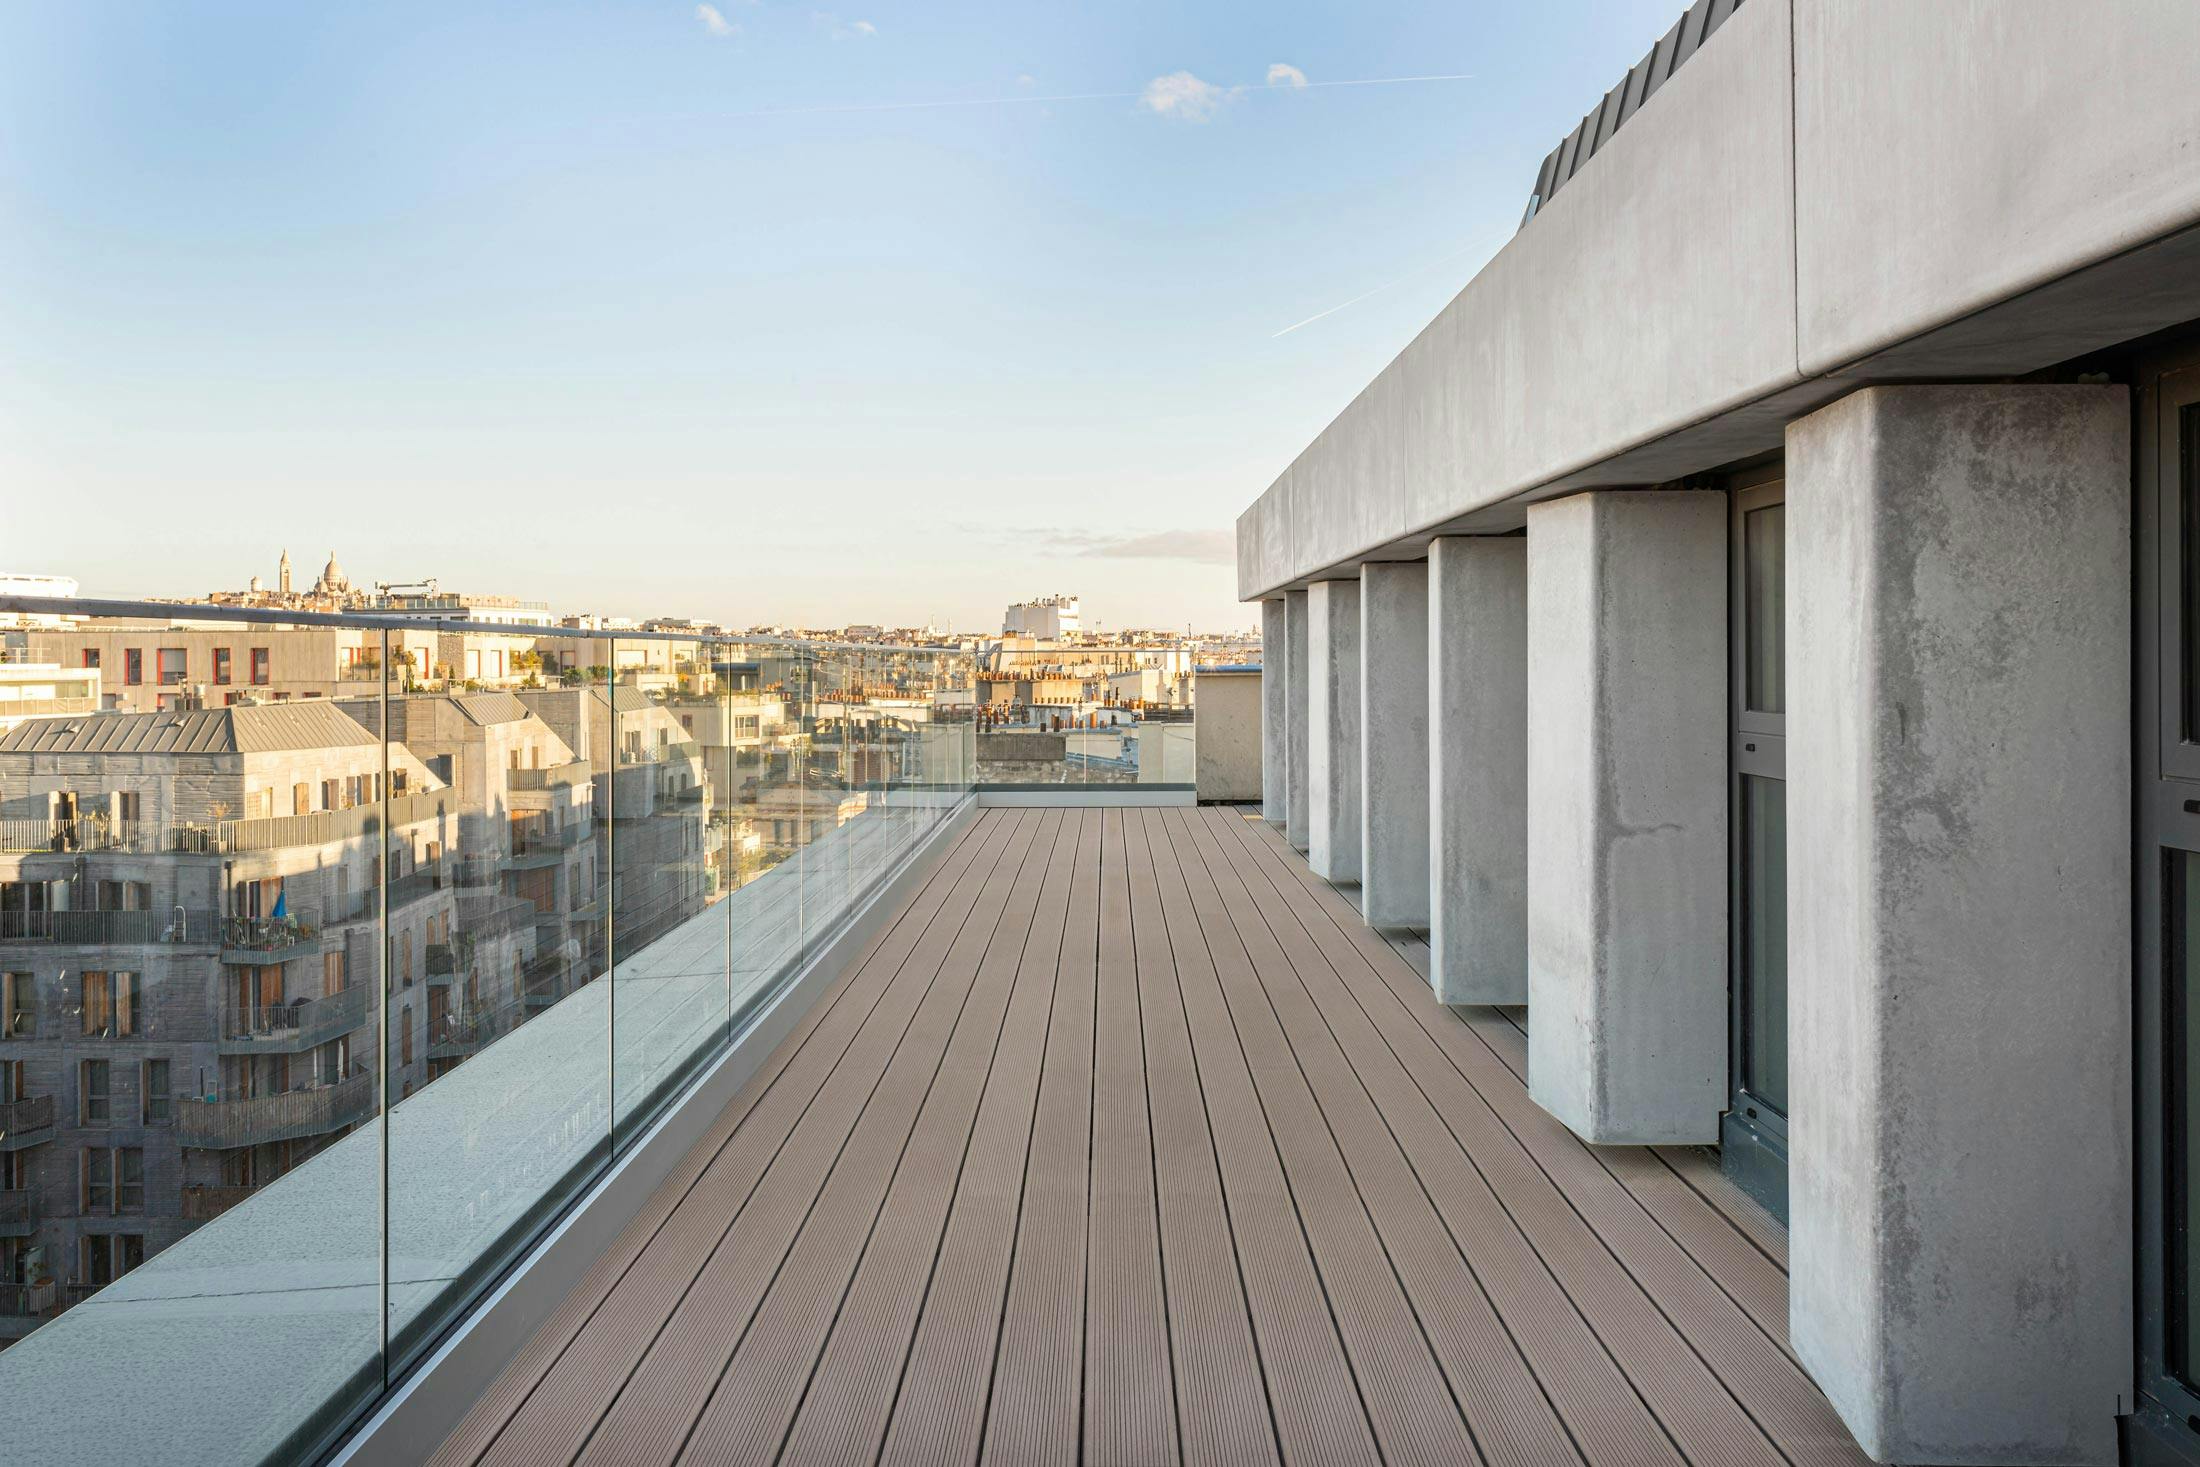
[428,806,1856,1466]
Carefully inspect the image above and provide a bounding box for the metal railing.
[0,818,165,854]
[178,1070,375,1150]
[180,1184,259,1222]
[220,985,371,1052]
[507,762,591,792]
[0,908,221,945]
[0,1189,36,1231]
[0,1095,56,1141]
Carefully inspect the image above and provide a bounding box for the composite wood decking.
[431,806,1867,1467]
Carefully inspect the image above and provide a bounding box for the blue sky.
[0,0,1683,633]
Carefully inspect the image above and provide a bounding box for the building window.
[80,1060,109,1124]
[83,1148,112,1212]
[123,648,143,686]
[213,647,232,685]
[1,972,33,1037]
[141,1059,170,1126]
[401,1004,413,1066]
[80,648,100,671]
[80,971,136,1036]
[156,648,187,686]
[116,1147,143,1212]
[250,647,270,685]
[79,1233,142,1289]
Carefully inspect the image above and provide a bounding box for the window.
[156,648,187,686]
[401,1004,413,1066]
[80,1060,109,1124]
[213,647,232,685]
[249,647,270,685]
[116,1148,143,1211]
[2,972,32,1037]
[141,1059,170,1126]
[81,972,110,1035]
[123,648,143,686]
[78,1233,142,1289]
[294,782,310,816]
[80,647,100,670]
[323,951,345,997]
[83,1148,112,1212]
[81,971,135,1036]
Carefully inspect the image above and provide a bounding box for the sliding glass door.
[1725,472,1787,1217]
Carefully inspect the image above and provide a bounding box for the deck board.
[434,806,1869,1467]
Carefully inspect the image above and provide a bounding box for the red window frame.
[123,649,143,687]
[249,647,270,686]
[212,648,232,685]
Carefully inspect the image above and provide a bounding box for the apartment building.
[0,702,456,1339]
[0,653,100,732]
[516,687,710,957]
[335,693,589,1041]
[25,619,557,717]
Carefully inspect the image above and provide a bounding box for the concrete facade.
[1358,562,1429,929]
[1260,598,1287,822]
[1525,491,1725,1146]
[1786,386,2132,1465]
[1283,590,1309,852]
[1426,537,1527,1004]
[1235,0,2200,601]
[1306,579,1362,884]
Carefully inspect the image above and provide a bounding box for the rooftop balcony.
[414,808,1847,1467]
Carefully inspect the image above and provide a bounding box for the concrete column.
[1359,562,1429,928]
[1526,489,1726,1145]
[1260,598,1287,824]
[1787,385,2129,1465]
[1427,536,1526,1003]
[1284,589,1310,851]
[1307,578,1362,883]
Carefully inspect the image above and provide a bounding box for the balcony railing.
[206,789,454,854]
[0,595,1165,1464]
[219,984,372,1053]
[178,1070,375,1150]
[179,1183,259,1222]
[0,1095,56,1149]
[0,908,220,945]
[220,915,319,962]
[0,817,165,854]
[507,761,591,792]
[0,1188,36,1234]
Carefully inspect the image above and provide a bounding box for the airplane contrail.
[741,72,1476,119]
[1272,230,1513,339]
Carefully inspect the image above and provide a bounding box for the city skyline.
[0,0,1686,635]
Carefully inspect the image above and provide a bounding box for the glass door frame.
[1724,466,1788,1218]
[2136,349,2200,1457]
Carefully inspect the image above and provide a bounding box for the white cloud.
[695,4,736,38]
[815,12,876,39]
[1016,73,1037,89]
[1140,71,1238,123]
[1266,62,1308,88]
